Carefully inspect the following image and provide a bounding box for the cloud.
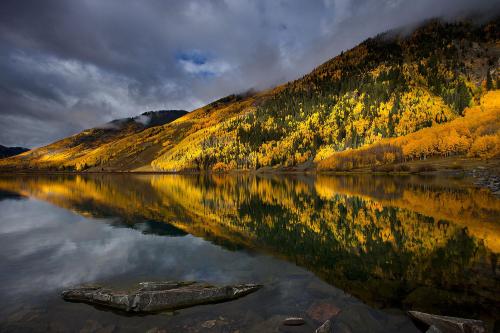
[0,0,498,147]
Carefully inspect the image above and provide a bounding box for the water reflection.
[0,174,498,322]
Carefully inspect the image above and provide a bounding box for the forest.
[152,19,499,172]
[317,91,499,171]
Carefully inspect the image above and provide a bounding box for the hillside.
[0,145,29,159]
[0,110,187,171]
[318,90,500,171]
[1,18,499,172]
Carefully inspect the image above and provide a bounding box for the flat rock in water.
[283,317,305,326]
[61,281,261,313]
[408,311,486,333]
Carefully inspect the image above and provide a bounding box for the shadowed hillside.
[0,145,28,159]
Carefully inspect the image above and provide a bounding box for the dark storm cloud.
[0,0,498,147]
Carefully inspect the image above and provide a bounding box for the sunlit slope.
[1,19,499,172]
[0,92,268,171]
[318,91,500,170]
[151,19,499,171]
[0,110,187,171]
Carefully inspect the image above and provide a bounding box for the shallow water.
[0,174,498,332]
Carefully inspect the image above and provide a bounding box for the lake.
[0,174,498,332]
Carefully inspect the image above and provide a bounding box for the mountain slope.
[0,110,186,171]
[318,90,500,171]
[151,18,499,172]
[1,18,499,172]
[0,145,29,159]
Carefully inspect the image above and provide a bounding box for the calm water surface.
[0,174,498,332]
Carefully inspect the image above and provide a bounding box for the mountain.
[0,110,187,171]
[106,110,188,130]
[1,18,499,172]
[0,145,29,159]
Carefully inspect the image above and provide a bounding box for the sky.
[0,0,498,148]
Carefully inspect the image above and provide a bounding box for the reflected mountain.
[0,174,498,321]
[0,189,26,201]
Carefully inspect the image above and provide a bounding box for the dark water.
[0,174,498,332]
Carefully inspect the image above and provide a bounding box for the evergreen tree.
[486,71,493,91]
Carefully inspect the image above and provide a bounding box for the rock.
[201,320,217,328]
[306,301,340,322]
[469,168,500,196]
[283,317,305,326]
[62,281,262,313]
[408,311,486,333]
[138,281,196,291]
[315,319,332,333]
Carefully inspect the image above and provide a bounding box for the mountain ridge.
[0,145,29,159]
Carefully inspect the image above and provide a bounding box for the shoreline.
[1,157,499,193]
[1,157,498,176]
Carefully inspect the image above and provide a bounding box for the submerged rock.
[307,301,340,322]
[201,320,217,329]
[408,311,486,333]
[61,281,261,313]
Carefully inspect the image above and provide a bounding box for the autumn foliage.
[317,91,500,171]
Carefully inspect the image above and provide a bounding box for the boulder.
[408,311,486,333]
[62,281,261,313]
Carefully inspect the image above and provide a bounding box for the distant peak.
[98,109,188,130]
[140,110,187,116]
[0,145,29,159]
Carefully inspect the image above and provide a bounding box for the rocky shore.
[471,167,500,196]
[59,277,491,332]
[311,306,487,333]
